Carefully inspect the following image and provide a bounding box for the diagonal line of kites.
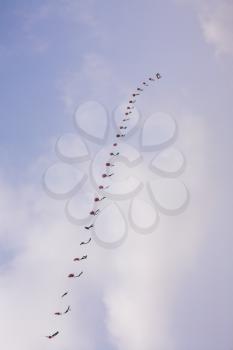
[46,72,162,340]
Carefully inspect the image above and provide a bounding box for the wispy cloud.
[58,52,130,114]
[0,108,212,350]
[0,162,108,349]
[177,0,233,56]
[103,112,213,350]
[1,1,232,349]
[200,1,233,56]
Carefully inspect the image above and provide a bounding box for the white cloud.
[0,165,106,349]
[0,109,214,350]
[177,0,233,56]
[102,112,213,350]
[0,1,232,348]
[199,1,233,56]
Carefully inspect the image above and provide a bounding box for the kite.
[46,72,162,339]
[46,331,59,339]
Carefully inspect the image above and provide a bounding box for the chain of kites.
[46,72,162,340]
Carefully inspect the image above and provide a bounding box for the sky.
[0,0,233,349]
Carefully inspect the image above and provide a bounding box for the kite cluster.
[46,72,162,340]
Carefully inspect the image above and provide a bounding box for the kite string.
[46,72,162,339]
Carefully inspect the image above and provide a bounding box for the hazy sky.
[0,1,233,349]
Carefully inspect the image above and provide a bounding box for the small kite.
[61,291,68,298]
[80,238,92,245]
[68,272,83,278]
[46,331,59,339]
[85,224,94,230]
[90,209,99,216]
[64,306,71,314]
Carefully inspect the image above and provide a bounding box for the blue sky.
[0,0,233,349]
[1,0,232,181]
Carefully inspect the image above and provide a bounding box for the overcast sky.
[0,0,233,349]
